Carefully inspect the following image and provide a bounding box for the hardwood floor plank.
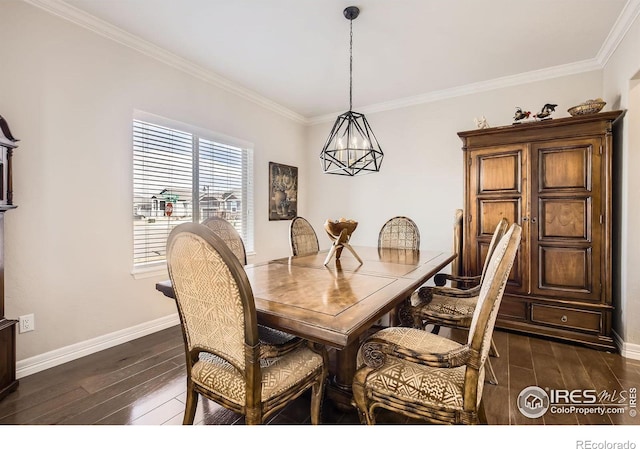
[529,338,578,424]
[79,344,184,394]
[550,339,611,424]
[508,365,542,425]
[96,375,186,425]
[507,332,534,370]
[0,387,89,424]
[481,383,510,424]
[54,361,184,424]
[130,398,186,425]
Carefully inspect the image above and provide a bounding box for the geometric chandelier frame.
[320,6,383,176]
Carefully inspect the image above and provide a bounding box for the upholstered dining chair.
[289,216,320,256]
[202,216,303,360]
[377,216,420,250]
[434,209,464,288]
[433,215,508,291]
[377,216,421,326]
[167,223,328,424]
[202,216,247,264]
[399,218,509,385]
[352,223,521,425]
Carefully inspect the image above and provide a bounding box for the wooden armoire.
[458,110,623,351]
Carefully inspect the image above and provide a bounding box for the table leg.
[326,341,359,411]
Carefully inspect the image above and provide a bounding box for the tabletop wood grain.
[157,246,455,349]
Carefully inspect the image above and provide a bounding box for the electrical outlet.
[18,313,35,333]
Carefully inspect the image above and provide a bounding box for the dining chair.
[289,216,320,256]
[399,217,509,385]
[202,216,247,264]
[203,216,303,356]
[166,223,328,424]
[377,216,420,250]
[352,223,522,425]
[434,209,464,288]
[434,214,508,291]
[377,216,421,326]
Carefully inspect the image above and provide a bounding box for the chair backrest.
[478,218,509,283]
[463,223,521,410]
[202,216,247,265]
[377,216,420,250]
[290,216,320,256]
[166,223,260,386]
[451,209,464,278]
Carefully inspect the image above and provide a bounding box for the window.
[132,113,254,270]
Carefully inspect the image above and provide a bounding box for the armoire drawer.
[530,304,602,333]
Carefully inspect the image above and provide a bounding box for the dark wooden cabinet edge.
[0,209,18,401]
[0,318,19,400]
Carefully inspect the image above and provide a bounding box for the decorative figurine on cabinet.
[534,103,557,120]
[513,107,531,124]
[474,116,490,129]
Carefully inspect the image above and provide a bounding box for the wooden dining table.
[156,245,455,409]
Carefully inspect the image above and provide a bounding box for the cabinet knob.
[531,217,537,224]
[522,217,529,222]
[561,315,568,323]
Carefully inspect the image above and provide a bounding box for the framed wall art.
[269,162,298,221]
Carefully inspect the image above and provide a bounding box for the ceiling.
[46,0,635,120]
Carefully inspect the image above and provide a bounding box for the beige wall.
[1,0,637,368]
[603,11,640,347]
[0,1,306,361]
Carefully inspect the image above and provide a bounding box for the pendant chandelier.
[320,6,383,176]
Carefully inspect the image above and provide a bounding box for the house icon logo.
[517,386,550,418]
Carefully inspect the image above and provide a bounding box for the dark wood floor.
[1,325,639,426]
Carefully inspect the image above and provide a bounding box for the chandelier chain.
[349,18,353,111]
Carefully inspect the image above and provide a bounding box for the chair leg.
[486,357,499,385]
[478,400,488,424]
[183,385,198,425]
[352,368,376,425]
[489,337,500,358]
[309,377,325,425]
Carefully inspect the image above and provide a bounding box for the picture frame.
[269,162,298,221]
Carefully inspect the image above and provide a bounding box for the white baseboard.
[613,329,640,361]
[16,314,180,379]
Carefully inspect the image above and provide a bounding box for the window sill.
[131,263,168,280]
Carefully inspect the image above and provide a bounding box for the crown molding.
[597,0,640,66]
[309,59,602,125]
[23,0,308,124]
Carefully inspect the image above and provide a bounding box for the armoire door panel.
[477,151,522,193]
[538,246,595,297]
[478,199,521,236]
[538,145,592,192]
[540,198,591,241]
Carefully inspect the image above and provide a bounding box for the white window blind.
[133,117,254,269]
